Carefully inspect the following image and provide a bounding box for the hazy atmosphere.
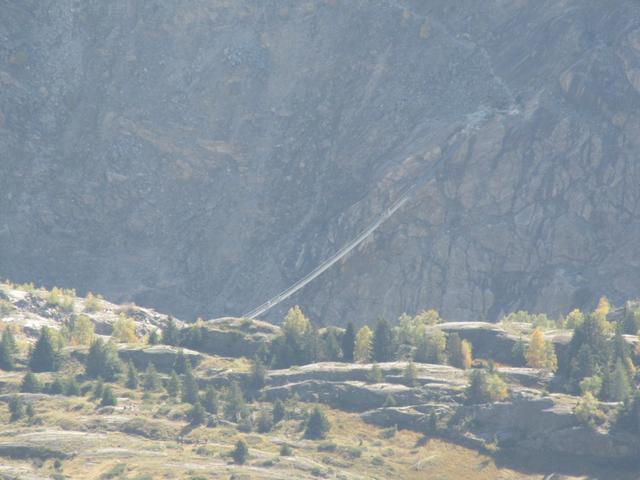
[1,1,640,479]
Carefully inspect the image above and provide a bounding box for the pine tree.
[172,349,190,375]
[166,370,180,398]
[92,379,104,400]
[125,361,138,389]
[223,381,246,422]
[305,406,331,439]
[143,363,161,392]
[257,408,273,433]
[25,402,35,419]
[188,401,206,425]
[162,316,180,346]
[248,357,267,391]
[373,319,394,362]
[1,327,17,354]
[21,372,42,393]
[605,359,632,402]
[341,322,356,362]
[8,395,24,421]
[446,333,465,368]
[29,327,59,372]
[101,385,117,406]
[0,327,17,370]
[202,385,219,414]
[403,361,418,386]
[232,439,249,464]
[323,328,342,361]
[0,336,14,371]
[148,329,160,345]
[273,399,286,424]
[181,365,199,404]
[85,338,122,381]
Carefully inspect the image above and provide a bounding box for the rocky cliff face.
[2,1,640,325]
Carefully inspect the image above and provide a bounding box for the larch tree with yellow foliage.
[564,309,585,329]
[525,328,557,371]
[355,326,373,363]
[112,314,138,343]
[593,296,611,320]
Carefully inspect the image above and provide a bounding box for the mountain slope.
[1,1,640,324]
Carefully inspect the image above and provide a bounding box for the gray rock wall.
[2,1,640,324]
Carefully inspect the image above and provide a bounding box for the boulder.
[116,345,202,371]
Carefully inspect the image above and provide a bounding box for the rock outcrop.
[261,361,640,464]
[116,345,202,372]
[191,317,281,358]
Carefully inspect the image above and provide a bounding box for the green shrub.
[232,439,249,464]
[466,369,508,404]
[279,444,292,456]
[317,442,337,452]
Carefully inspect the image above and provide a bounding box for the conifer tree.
[166,370,180,398]
[1,327,17,354]
[202,385,219,414]
[29,327,59,372]
[85,338,122,381]
[148,329,160,345]
[125,361,138,389]
[341,322,355,362]
[0,336,14,371]
[605,359,632,402]
[272,399,286,424]
[223,381,247,422]
[256,408,273,433]
[446,333,465,368]
[21,372,42,393]
[188,402,206,425]
[101,385,117,406]
[232,439,249,464]
[323,328,342,361]
[92,379,104,400]
[373,318,394,362]
[8,395,24,421]
[181,364,199,404]
[162,316,180,346]
[172,349,190,375]
[143,363,161,392]
[248,357,267,391]
[403,361,418,386]
[305,406,331,439]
